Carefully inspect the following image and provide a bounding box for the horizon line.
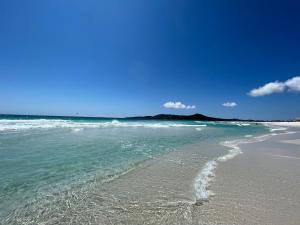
[0,113,294,122]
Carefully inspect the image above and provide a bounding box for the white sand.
[89,131,300,225]
[193,132,300,225]
[281,139,300,145]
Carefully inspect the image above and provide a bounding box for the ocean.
[0,115,272,224]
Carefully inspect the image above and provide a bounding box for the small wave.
[270,127,288,132]
[195,128,202,131]
[261,122,300,133]
[194,122,208,126]
[71,128,83,132]
[219,140,242,162]
[194,140,242,203]
[196,121,252,127]
[194,160,217,203]
[120,142,133,149]
[0,119,206,131]
[230,122,251,127]
[111,119,122,125]
[239,123,250,126]
[194,132,279,203]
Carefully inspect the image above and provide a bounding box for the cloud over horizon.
[222,102,237,107]
[249,76,300,97]
[163,101,196,109]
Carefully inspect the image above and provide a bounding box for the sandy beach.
[2,122,300,225]
[94,125,300,225]
[77,125,300,225]
[193,128,300,225]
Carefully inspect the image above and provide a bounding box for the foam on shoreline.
[194,130,286,204]
[194,139,243,203]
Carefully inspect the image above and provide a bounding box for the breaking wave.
[230,122,251,126]
[0,119,205,131]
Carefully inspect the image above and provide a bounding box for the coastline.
[91,123,300,224]
[194,125,300,225]
[193,121,295,204]
[3,121,299,224]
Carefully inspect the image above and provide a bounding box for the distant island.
[128,113,240,121]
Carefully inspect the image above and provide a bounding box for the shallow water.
[0,116,270,224]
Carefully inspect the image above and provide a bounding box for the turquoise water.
[0,116,269,224]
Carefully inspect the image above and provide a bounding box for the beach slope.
[194,131,300,225]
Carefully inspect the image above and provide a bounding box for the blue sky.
[0,0,299,120]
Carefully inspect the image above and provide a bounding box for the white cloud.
[222,102,237,107]
[248,81,286,97]
[186,105,196,109]
[163,101,186,109]
[163,101,196,109]
[249,76,300,97]
[285,76,300,92]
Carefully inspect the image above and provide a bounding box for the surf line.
[193,139,242,205]
[193,133,277,205]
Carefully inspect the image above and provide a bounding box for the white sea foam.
[194,132,279,203]
[0,119,205,131]
[194,122,207,127]
[240,123,251,126]
[195,128,202,131]
[261,122,293,133]
[71,128,83,132]
[218,140,242,162]
[270,127,288,132]
[194,160,217,201]
[194,139,242,203]
[196,121,252,127]
[230,122,251,126]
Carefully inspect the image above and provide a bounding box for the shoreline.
[3,122,299,224]
[194,126,300,224]
[194,126,284,204]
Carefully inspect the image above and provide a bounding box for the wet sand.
[6,140,227,225]
[7,127,300,224]
[193,131,300,225]
[86,129,300,225]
